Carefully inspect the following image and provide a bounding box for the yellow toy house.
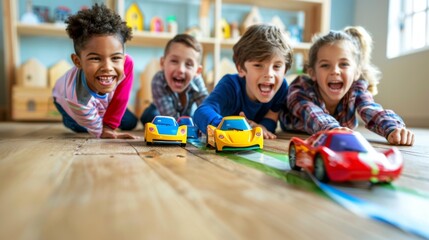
[125,3,144,31]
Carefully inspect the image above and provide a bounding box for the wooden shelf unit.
[3,0,330,120]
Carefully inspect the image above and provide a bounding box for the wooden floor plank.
[131,143,419,239]
[0,123,427,240]
[35,154,220,240]
[0,138,80,240]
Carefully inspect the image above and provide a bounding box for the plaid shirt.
[151,71,208,119]
[280,75,405,138]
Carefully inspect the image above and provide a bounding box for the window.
[387,0,429,58]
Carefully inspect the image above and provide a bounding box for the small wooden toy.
[221,18,231,39]
[230,21,240,39]
[48,60,72,88]
[166,16,178,35]
[54,6,71,24]
[17,58,47,88]
[135,58,160,117]
[33,5,50,23]
[185,26,203,38]
[125,2,144,31]
[199,0,210,37]
[150,17,164,32]
[241,6,262,34]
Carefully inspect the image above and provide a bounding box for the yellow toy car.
[206,116,264,152]
[145,116,187,147]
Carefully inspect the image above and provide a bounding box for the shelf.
[17,23,217,51]
[17,23,67,37]
[130,31,217,51]
[220,39,311,51]
[222,0,326,11]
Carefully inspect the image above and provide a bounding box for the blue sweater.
[194,74,288,134]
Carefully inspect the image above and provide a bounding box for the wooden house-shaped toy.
[126,3,144,31]
[17,58,47,88]
[135,58,160,117]
[48,60,72,88]
[221,18,231,39]
[241,6,262,34]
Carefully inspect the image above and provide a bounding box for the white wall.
[355,0,429,127]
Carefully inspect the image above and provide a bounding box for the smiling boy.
[140,34,208,125]
[193,24,293,139]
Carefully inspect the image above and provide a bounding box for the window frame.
[387,0,429,58]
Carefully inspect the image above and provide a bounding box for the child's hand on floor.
[101,126,139,139]
[387,128,414,146]
[239,112,277,139]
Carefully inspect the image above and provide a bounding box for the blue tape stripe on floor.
[317,180,429,239]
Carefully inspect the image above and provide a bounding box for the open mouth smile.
[97,76,115,86]
[259,83,274,96]
[328,81,343,91]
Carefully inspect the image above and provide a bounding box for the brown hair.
[164,34,203,63]
[233,24,293,73]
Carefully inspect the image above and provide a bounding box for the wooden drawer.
[12,87,61,121]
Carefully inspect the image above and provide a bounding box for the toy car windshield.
[153,117,175,126]
[220,119,251,131]
[328,134,373,152]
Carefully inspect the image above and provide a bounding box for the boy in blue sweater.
[194,24,293,139]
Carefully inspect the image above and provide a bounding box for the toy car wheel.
[314,154,329,182]
[146,141,153,146]
[288,144,301,171]
[181,143,186,147]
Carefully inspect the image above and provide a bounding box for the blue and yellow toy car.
[177,116,199,139]
[145,116,187,147]
[206,116,264,152]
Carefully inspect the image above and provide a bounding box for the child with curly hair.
[279,26,414,145]
[194,24,293,139]
[53,4,138,139]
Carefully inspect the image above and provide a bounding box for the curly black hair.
[65,3,132,55]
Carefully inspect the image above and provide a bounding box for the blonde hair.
[307,26,381,96]
[344,26,381,95]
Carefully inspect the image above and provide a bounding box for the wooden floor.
[0,122,428,240]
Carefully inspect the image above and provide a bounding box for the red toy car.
[288,130,403,183]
